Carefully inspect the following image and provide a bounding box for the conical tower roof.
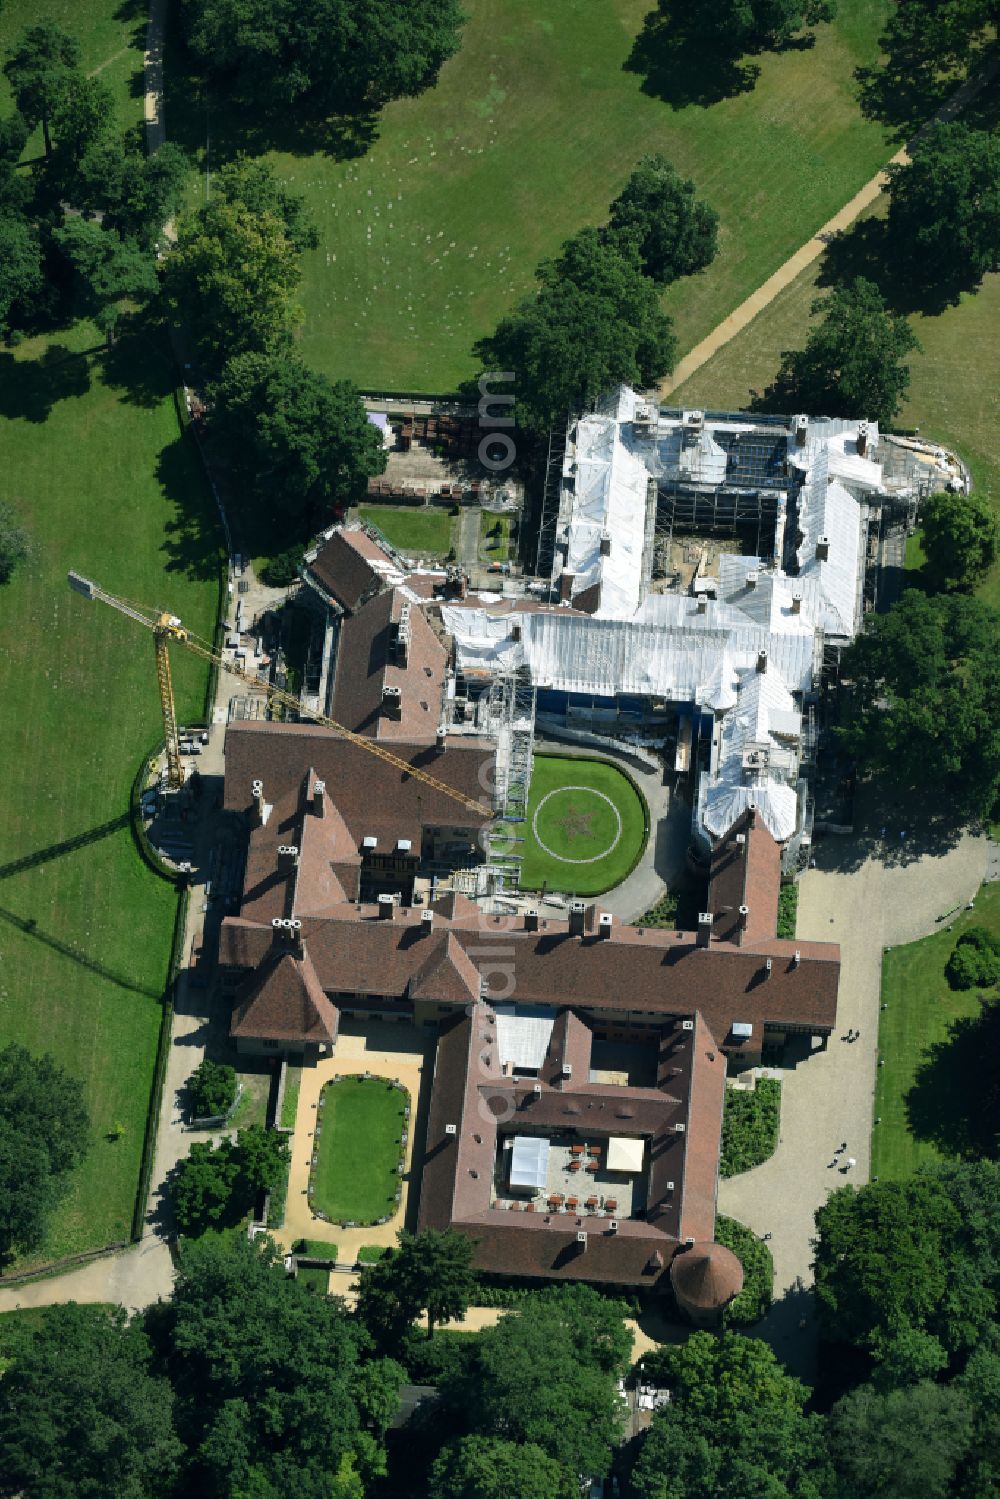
[670,1241,743,1310]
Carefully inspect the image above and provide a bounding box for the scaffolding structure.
[478,668,537,821]
[534,421,569,579]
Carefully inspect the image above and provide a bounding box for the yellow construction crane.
[67,571,489,816]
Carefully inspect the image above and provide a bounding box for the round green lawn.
[310,1076,408,1225]
[499,755,648,897]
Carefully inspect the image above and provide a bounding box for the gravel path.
[718,817,986,1381]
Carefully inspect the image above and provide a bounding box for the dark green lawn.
[872,882,1000,1181]
[0,0,145,130]
[502,754,648,897]
[0,321,221,1261]
[356,505,454,557]
[166,0,894,391]
[311,1077,407,1224]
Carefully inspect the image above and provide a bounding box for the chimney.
[696,912,713,948]
[510,621,522,642]
[756,649,768,674]
[791,591,802,614]
[793,949,801,967]
[436,723,448,752]
[599,530,611,557]
[747,800,758,826]
[558,570,575,604]
[738,904,750,938]
[277,844,299,872]
[857,420,869,457]
[288,917,303,953]
[746,570,758,590]
[396,606,410,667]
[794,414,808,447]
[377,893,396,919]
[735,832,746,847]
[696,596,708,614]
[569,900,586,937]
[420,910,434,934]
[765,957,773,976]
[312,779,326,817]
[598,912,613,939]
[270,917,284,945]
[381,684,402,720]
[815,535,830,562]
[250,778,265,827]
[524,908,539,932]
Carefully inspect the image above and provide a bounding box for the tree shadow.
[815,217,985,317]
[157,438,225,583]
[624,2,761,108]
[99,318,176,410]
[905,998,1000,1160]
[0,343,92,423]
[854,21,998,145]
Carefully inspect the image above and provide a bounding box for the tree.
[75,136,188,247]
[0,214,42,334]
[187,1058,237,1118]
[709,0,838,52]
[0,1043,88,1259]
[827,1381,972,1499]
[0,502,31,584]
[475,228,677,432]
[179,0,465,115]
[47,74,115,179]
[955,1328,1000,1498]
[4,22,80,158]
[856,0,998,134]
[155,1232,376,1497]
[608,154,718,284]
[886,122,1000,295]
[813,1164,1000,1358]
[54,219,157,346]
[919,489,999,593]
[837,590,1000,821]
[171,1139,242,1236]
[160,198,303,374]
[945,927,1000,990]
[447,1285,628,1478]
[213,156,319,254]
[235,1123,289,1192]
[764,277,918,424]
[429,1435,574,1499]
[209,350,386,524]
[384,1229,475,1338]
[629,1332,832,1499]
[0,1302,183,1498]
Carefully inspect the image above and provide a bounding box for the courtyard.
[309,1075,409,1226]
[500,754,649,897]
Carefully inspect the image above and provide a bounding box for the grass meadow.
[355,504,455,557]
[0,319,221,1261]
[871,883,1000,1181]
[164,0,895,391]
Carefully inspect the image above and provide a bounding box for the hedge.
[720,1077,782,1178]
[356,1244,390,1264]
[777,882,799,939]
[716,1214,773,1327]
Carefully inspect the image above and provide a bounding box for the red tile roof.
[230,946,339,1045]
[305,527,397,613]
[707,808,781,946]
[330,588,447,742]
[670,1241,744,1310]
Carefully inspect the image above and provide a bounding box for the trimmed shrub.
[720,1077,782,1178]
[777,882,798,939]
[715,1215,773,1327]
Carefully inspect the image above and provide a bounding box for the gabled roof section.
[330,587,446,743]
[230,946,339,1044]
[409,932,481,1004]
[305,525,403,614]
[707,808,781,946]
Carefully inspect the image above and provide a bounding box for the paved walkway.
[0,1237,173,1316]
[718,817,986,1381]
[660,56,1000,398]
[278,1022,435,1263]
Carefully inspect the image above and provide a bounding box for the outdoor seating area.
[492,1131,646,1217]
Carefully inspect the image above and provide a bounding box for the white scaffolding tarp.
[495,1006,556,1071]
[703,670,801,842]
[510,1135,550,1190]
[559,415,651,618]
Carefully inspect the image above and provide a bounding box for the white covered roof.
[510,1135,550,1190]
[703,670,801,842]
[606,1136,645,1173]
[559,415,651,617]
[494,1006,556,1071]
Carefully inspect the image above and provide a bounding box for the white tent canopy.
[510,1135,550,1190]
[606,1137,645,1174]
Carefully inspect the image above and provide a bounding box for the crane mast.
[67,571,489,816]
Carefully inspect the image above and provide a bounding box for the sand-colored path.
[659,57,999,398]
[278,1021,435,1263]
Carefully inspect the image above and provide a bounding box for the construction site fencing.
[130,742,186,885]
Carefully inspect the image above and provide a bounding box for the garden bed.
[720,1077,782,1178]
